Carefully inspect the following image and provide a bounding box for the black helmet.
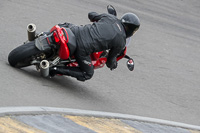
[121,13,140,38]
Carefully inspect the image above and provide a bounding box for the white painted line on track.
[0,106,199,131]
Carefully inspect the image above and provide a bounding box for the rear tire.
[8,41,41,68]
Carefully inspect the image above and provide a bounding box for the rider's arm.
[106,44,124,70]
[106,33,126,70]
[117,47,127,61]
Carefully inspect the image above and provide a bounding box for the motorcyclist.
[49,11,140,81]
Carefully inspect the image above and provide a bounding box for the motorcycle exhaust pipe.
[40,60,49,77]
[27,23,36,41]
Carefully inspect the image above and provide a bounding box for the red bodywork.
[50,25,70,60]
[50,25,127,69]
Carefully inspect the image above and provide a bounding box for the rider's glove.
[106,59,118,71]
[110,61,118,71]
[88,12,99,22]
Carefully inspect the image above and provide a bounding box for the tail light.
[53,31,60,43]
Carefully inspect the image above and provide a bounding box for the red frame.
[50,25,127,69]
[67,47,127,69]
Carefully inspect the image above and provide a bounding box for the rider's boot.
[49,66,89,81]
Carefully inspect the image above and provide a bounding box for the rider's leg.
[50,54,94,81]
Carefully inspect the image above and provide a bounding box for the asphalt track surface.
[0,0,200,127]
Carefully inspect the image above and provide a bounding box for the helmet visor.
[125,24,139,38]
[130,24,139,34]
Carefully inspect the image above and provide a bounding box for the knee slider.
[83,70,94,80]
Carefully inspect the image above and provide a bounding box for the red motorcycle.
[8,5,134,78]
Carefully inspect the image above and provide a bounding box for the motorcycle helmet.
[121,13,140,38]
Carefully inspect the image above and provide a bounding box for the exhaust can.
[27,23,36,41]
[40,60,49,77]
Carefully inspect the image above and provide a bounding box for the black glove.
[110,61,118,70]
[88,12,101,22]
[106,59,118,70]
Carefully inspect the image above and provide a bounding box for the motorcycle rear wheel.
[8,41,41,68]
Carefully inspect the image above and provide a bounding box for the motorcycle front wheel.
[8,41,42,68]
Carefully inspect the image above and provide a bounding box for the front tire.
[8,41,41,68]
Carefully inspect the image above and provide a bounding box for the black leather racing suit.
[54,12,126,81]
